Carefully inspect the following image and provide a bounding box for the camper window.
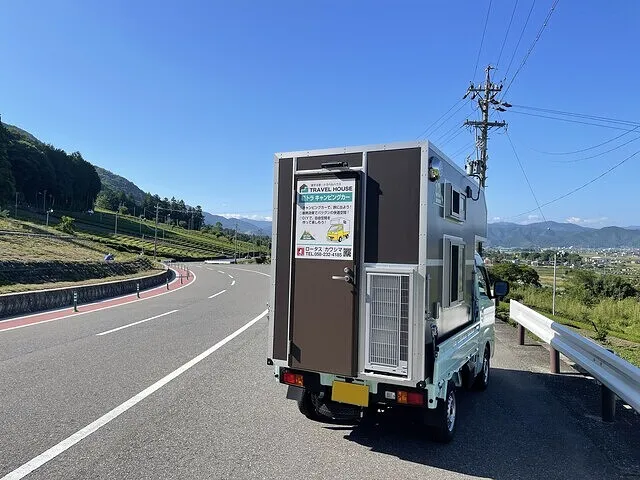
[449,244,465,303]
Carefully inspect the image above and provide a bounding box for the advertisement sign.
[294,178,356,260]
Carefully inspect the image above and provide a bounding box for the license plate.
[331,381,369,407]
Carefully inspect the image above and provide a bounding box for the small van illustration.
[326,219,350,242]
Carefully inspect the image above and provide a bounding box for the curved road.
[0,264,637,479]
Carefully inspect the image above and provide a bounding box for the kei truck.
[266,141,509,442]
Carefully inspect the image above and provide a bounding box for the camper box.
[267,141,508,442]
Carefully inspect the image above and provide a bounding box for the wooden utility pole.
[463,65,510,187]
[154,204,160,259]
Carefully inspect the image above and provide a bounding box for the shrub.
[57,216,75,234]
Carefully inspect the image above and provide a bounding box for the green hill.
[94,165,146,204]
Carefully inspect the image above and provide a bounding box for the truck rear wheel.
[430,381,457,443]
[297,389,322,421]
[473,345,490,391]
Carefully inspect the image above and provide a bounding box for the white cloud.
[217,213,272,222]
[565,216,609,227]
[517,214,541,225]
[489,216,503,223]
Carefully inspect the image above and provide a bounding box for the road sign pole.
[73,291,78,312]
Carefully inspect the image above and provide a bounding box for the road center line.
[231,280,236,286]
[227,274,234,279]
[95,310,178,336]
[1,310,268,480]
[208,290,227,299]
[217,270,225,274]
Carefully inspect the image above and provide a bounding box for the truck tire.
[430,381,457,443]
[473,345,490,391]
[297,389,322,421]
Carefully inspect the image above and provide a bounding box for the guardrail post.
[517,324,525,345]
[166,275,170,290]
[187,267,190,279]
[180,273,183,284]
[73,291,78,312]
[601,384,616,422]
[136,283,140,298]
[550,347,560,374]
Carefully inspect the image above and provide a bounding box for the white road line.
[223,266,271,277]
[206,267,215,271]
[227,274,234,279]
[231,280,236,286]
[208,290,227,299]
[96,310,178,336]
[217,270,225,274]
[0,270,197,334]
[1,310,268,480]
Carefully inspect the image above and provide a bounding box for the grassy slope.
[0,217,163,293]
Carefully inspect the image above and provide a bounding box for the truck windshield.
[328,225,342,232]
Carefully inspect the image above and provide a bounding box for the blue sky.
[1,1,638,226]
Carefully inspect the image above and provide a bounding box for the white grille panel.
[365,272,411,375]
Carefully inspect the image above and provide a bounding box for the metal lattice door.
[365,272,410,376]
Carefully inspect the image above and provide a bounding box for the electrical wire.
[504,129,548,223]
[502,0,536,82]
[440,127,466,148]
[473,0,493,81]
[548,135,640,163]
[508,110,640,132]
[424,99,472,139]
[417,99,465,139]
[511,104,640,127]
[523,125,640,155]
[451,141,476,158]
[502,0,560,98]
[496,0,519,67]
[508,148,640,220]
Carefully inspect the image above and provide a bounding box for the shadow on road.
[335,368,639,480]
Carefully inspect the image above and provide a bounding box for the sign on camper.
[294,178,355,260]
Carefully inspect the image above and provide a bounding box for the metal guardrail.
[510,300,640,422]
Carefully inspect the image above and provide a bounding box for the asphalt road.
[1,264,638,479]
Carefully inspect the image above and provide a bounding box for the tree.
[489,263,541,287]
[0,122,16,207]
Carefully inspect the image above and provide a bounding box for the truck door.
[289,172,360,377]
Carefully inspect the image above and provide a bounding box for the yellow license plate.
[331,381,369,407]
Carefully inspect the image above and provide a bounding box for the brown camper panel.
[365,148,421,264]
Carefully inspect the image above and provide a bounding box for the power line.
[508,148,640,220]
[473,0,493,81]
[509,110,640,132]
[503,0,560,98]
[417,99,465,139]
[511,104,640,127]
[496,0,520,67]
[524,125,640,155]
[423,99,472,139]
[548,135,640,163]
[502,0,536,82]
[504,129,547,223]
[435,122,463,144]
[440,127,466,148]
[451,141,476,158]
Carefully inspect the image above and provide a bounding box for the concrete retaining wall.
[0,268,172,319]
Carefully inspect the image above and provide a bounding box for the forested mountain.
[0,120,101,212]
[93,166,146,203]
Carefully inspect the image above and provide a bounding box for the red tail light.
[282,371,304,387]
[397,390,424,405]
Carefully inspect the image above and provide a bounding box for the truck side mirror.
[492,281,509,300]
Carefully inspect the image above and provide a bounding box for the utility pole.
[154,204,159,260]
[463,65,511,187]
[43,189,47,213]
[115,204,119,235]
[552,252,557,315]
[15,192,18,218]
[234,222,238,262]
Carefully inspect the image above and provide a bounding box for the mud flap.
[286,385,304,401]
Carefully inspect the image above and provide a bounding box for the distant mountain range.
[488,221,640,248]
[203,213,271,235]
